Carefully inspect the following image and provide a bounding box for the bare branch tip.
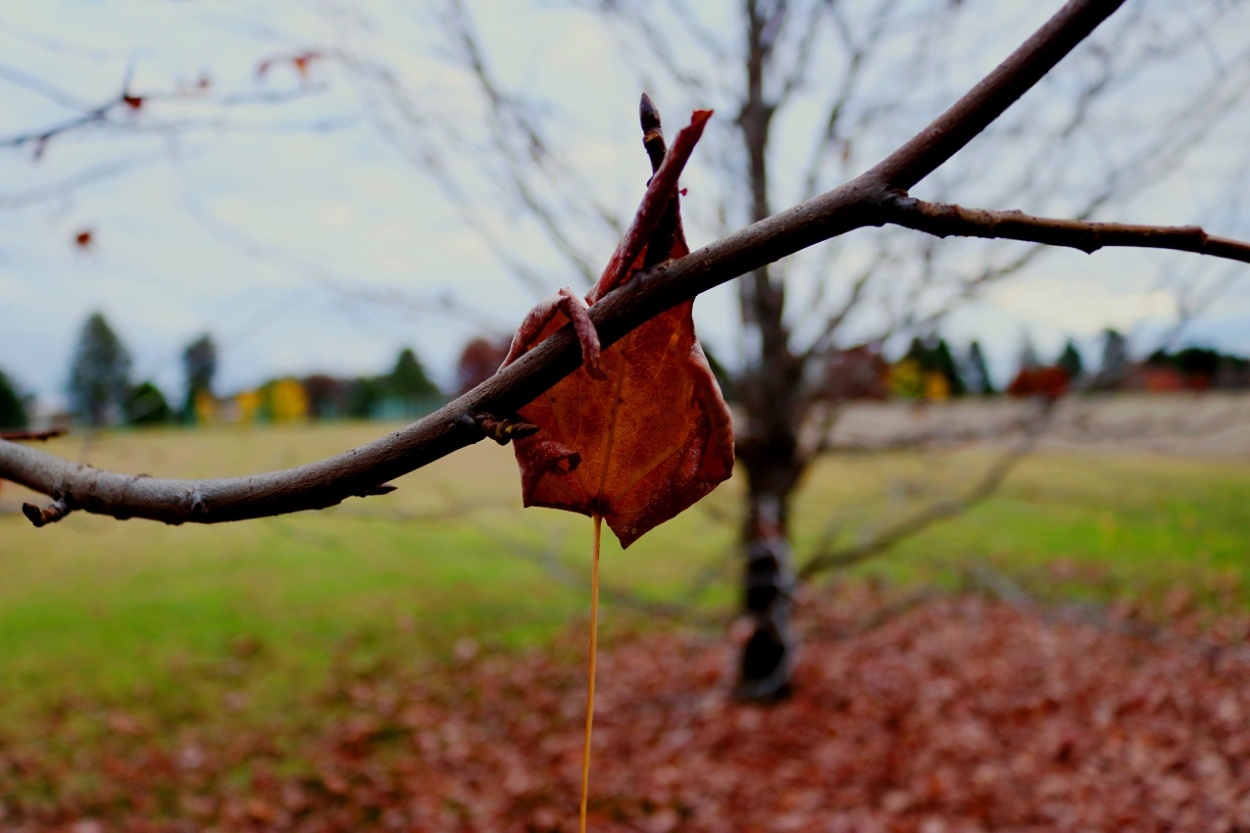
[21,499,72,528]
[640,92,661,132]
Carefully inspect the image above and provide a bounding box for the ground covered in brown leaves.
[4,587,1250,832]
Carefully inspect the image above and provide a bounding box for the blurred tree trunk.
[732,0,803,699]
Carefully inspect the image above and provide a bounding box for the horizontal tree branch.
[0,166,877,526]
[3,0,1243,528]
[885,195,1250,265]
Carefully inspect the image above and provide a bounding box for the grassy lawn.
[2,421,1247,738]
[796,448,1250,601]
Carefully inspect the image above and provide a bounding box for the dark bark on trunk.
[734,0,806,701]
[736,488,798,700]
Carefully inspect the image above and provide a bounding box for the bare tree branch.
[0,72,141,152]
[0,65,325,152]
[3,0,1247,530]
[0,156,156,211]
[867,0,1128,191]
[885,195,1250,266]
[797,403,1054,580]
[0,60,94,109]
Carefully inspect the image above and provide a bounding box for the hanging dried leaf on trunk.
[505,102,733,548]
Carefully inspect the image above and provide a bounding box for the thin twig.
[885,195,1250,265]
[798,403,1055,580]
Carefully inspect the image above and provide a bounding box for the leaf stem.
[580,513,603,833]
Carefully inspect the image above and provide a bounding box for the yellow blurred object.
[268,379,309,424]
[234,390,262,425]
[923,370,950,402]
[193,390,216,425]
[888,358,922,399]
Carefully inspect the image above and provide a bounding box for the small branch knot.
[473,413,540,446]
[21,498,73,528]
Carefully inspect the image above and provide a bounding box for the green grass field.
[2,422,1248,739]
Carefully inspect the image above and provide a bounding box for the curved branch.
[868,0,1127,191]
[0,168,880,526]
[2,0,1235,528]
[885,195,1250,265]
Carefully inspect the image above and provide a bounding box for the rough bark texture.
[733,0,807,700]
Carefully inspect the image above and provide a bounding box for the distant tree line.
[4,312,1249,432]
[0,311,447,430]
[805,328,1250,404]
[1138,346,1250,391]
[298,348,442,422]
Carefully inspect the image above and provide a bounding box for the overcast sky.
[3,0,1249,411]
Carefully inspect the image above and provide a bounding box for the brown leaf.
[510,106,733,547]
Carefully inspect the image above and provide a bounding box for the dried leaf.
[510,106,733,547]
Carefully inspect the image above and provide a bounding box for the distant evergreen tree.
[903,336,927,365]
[0,368,28,430]
[353,347,446,420]
[346,376,384,419]
[930,338,966,396]
[182,333,218,422]
[1172,347,1221,378]
[126,381,174,426]
[1093,328,1130,390]
[388,347,440,399]
[1145,346,1239,387]
[68,312,132,427]
[904,335,965,397]
[963,341,995,395]
[1057,338,1084,379]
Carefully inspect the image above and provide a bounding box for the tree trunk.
[733,0,806,701]
[734,344,806,700]
[736,485,799,700]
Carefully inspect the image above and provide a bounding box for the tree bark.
[734,0,806,701]
[736,486,799,700]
